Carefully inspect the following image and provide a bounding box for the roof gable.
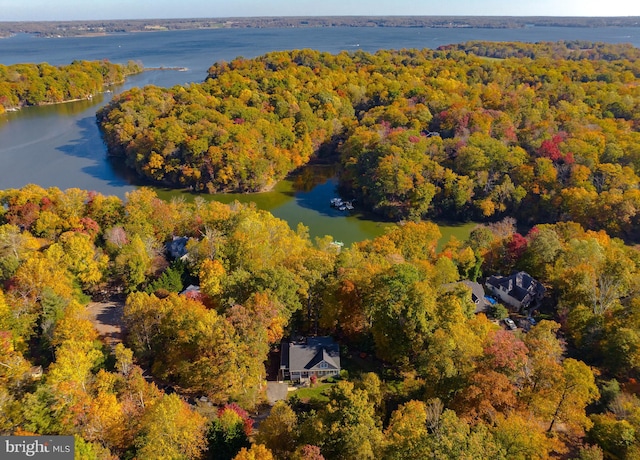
[306,349,339,370]
[282,337,341,372]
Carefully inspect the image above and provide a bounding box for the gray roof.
[281,337,341,372]
[486,271,545,305]
[180,284,201,295]
[461,280,490,313]
[442,280,490,314]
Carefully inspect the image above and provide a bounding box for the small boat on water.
[330,198,354,211]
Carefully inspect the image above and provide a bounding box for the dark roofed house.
[485,271,545,311]
[280,337,341,383]
[166,236,189,260]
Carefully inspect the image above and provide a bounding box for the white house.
[280,337,341,382]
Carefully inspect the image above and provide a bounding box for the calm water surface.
[1,26,639,244]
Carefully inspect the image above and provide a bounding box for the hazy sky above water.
[1,0,640,21]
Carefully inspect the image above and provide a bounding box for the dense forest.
[2,39,640,459]
[98,42,640,240]
[0,185,639,458]
[0,60,142,113]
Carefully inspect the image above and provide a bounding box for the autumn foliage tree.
[98,42,640,238]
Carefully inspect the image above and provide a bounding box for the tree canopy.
[98,42,640,240]
[0,60,141,112]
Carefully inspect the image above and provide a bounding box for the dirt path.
[86,301,125,349]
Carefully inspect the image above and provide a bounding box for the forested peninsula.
[0,60,142,113]
[99,41,640,240]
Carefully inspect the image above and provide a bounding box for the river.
[1,26,639,245]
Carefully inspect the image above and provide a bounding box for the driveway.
[266,382,289,404]
[86,301,124,349]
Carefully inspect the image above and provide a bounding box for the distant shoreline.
[1,16,639,38]
[144,66,189,72]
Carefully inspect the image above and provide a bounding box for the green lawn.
[288,381,335,402]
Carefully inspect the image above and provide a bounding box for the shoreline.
[2,85,121,113]
[2,96,95,112]
[1,17,640,39]
[144,66,189,72]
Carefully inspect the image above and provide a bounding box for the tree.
[521,320,566,420]
[383,400,430,460]
[232,444,274,460]
[81,389,126,450]
[0,330,30,391]
[291,445,324,460]
[47,339,102,393]
[0,224,39,281]
[355,372,384,414]
[365,263,435,365]
[402,402,500,460]
[11,252,74,308]
[115,234,153,292]
[146,260,186,295]
[114,343,134,377]
[199,258,226,297]
[588,413,635,459]
[574,444,604,460]
[492,413,556,460]
[124,293,243,403]
[51,231,108,288]
[482,329,529,380]
[50,300,98,347]
[385,221,441,262]
[519,226,563,279]
[317,380,383,460]
[0,385,22,434]
[20,385,65,435]
[419,295,490,399]
[123,187,177,241]
[453,370,518,424]
[255,401,297,457]
[135,393,206,460]
[207,404,252,460]
[546,358,600,435]
[554,235,635,316]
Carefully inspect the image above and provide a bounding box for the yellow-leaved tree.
[135,393,207,459]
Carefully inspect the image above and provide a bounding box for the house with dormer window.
[280,337,341,382]
[485,271,545,312]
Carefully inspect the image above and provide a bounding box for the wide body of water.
[1,26,639,245]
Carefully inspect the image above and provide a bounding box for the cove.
[0,77,476,248]
[153,165,478,248]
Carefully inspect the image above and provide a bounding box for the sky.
[1,0,640,22]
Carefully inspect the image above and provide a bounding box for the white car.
[503,318,517,330]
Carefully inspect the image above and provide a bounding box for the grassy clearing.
[288,378,339,402]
